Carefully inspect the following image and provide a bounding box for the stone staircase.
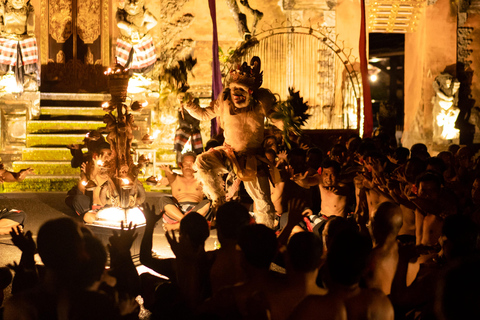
[3,93,175,192]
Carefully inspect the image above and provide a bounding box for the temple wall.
[403,0,457,149]
[463,7,480,123]
[107,0,360,89]
[26,0,361,99]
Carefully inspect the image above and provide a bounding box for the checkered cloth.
[174,128,204,154]
[0,37,38,66]
[115,35,156,69]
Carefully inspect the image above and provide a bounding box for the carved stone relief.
[77,0,101,44]
[85,47,94,64]
[457,27,473,68]
[49,0,73,43]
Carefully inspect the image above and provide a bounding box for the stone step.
[27,120,105,133]
[0,175,78,192]
[22,147,176,163]
[14,159,177,175]
[12,161,80,176]
[0,175,172,193]
[39,106,106,117]
[26,133,86,147]
[40,92,111,101]
[22,147,84,161]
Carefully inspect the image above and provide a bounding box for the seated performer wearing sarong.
[0,162,33,233]
[0,0,38,91]
[115,0,157,73]
[156,152,211,230]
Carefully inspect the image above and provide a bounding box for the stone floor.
[0,192,218,302]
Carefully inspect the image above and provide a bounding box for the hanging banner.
[360,0,373,137]
[208,0,223,137]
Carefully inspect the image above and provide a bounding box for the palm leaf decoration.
[270,88,311,149]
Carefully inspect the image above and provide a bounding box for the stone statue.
[226,0,263,39]
[432,72,460,142]
[115,0,157,73]
[0,0,38,92]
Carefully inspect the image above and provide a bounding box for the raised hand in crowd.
[108,221,137,255]
[7,226,38,295]
[10,226,36,256]
[278,198,311,246]
[108,221,141,297]
[142,203,163,227]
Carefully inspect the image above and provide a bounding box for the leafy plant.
[270,88,311,149]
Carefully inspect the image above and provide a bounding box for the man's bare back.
[367,242,399,295]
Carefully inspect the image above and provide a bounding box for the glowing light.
[436,109,460,140]
[90,206,146,227]
[159,114,177,125]
[368,0,426,33]
[81,180,88,186]
[142,101,148,107]
[127,74,152,94]
[121,178,130,185]
[97,160,104,166]
[152,130,160,139]
[370,74,378,82]
[102,102,109,109]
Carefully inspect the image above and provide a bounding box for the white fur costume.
[184,87,278,227]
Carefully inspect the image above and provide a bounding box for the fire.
[97,160,104,166]
[81,180,87,186]
[121,178,130,185]
[102,102,109,109]
[142,101,149,107]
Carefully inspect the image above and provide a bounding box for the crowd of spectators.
[2,130,480,320]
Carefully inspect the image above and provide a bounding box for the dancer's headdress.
[229,56,263,91]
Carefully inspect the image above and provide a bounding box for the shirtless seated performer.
[292,159,350,234]
[156,152,211,230]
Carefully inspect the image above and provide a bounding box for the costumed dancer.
[174,109,204,166]
[181,56,284,228]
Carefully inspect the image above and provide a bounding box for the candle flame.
[102,102,109,108]
[142,101,148,107]
[152,130,160,139]
[97,160,104,166]
[81,180,87,186]
[121,178,130,185]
